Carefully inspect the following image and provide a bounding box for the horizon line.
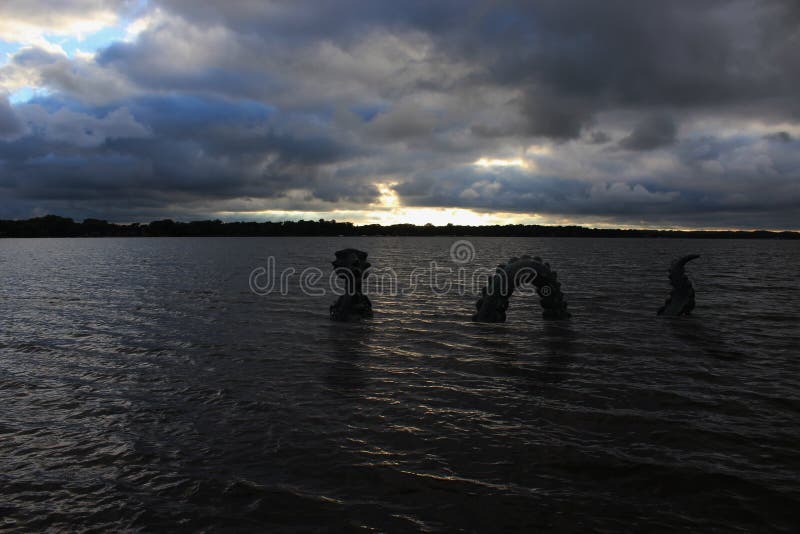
[2,214,799,236]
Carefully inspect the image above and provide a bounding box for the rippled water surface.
[1,237,799,532]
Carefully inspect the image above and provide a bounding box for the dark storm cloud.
[0,94,372,219]
[765,131,793,143]
[0,96,24,139]
[619,115,677,151]
[395,157,800,222]
[464,0,800,138]
[1,0,799,227]
[520,90,594,140]
[156,0,466,41]
[391,125,800,227]
[587,131,611,144]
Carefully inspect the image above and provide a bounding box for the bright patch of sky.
[9,86,50,104]
[5,21,127,104]
[0,39,22,66]
[3,1,149,104]
[2,39,36,103]
[51,25,127,58]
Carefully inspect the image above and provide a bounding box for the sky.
[0,1,799,229]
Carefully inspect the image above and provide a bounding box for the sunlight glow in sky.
[473,157,529,169]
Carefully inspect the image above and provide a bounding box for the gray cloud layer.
[0,0,799,228]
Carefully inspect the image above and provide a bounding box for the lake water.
[1,237,799,532]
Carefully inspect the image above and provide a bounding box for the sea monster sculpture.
[657,254,700,316]
[473,255,571,322]
[330,248,373,321]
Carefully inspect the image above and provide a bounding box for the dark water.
[1,237,799,532]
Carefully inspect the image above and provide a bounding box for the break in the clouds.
[1,0,799,229]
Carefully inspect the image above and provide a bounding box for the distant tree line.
[0,214,797,239]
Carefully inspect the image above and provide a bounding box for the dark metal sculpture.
[657,254,700,316]
[473,255,571,322]
[330,248,373,321]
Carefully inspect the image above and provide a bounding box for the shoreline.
[2,215,798,240]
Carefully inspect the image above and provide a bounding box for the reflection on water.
[325,323,372,395]
[665,316,746,361]
[540,322,577,383]
[1,236,799,532]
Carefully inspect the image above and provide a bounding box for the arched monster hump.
[473,255,571,322]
